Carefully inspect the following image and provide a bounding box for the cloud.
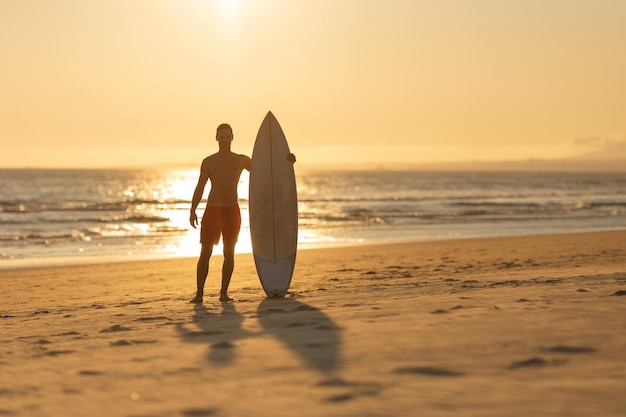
[572,136,626,160]
[573,136,620,150]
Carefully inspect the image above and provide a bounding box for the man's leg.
[220,242,235,301]
[190,243,213,303]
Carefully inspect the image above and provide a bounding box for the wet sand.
[1,230,625,416]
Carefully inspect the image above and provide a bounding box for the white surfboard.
[249,111,298,298]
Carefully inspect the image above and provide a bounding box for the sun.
[219,0,239,22]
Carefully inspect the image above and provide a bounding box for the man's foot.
[189,295,203,304]
[219,294,234,302]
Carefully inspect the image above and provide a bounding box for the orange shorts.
[200,204,241,246]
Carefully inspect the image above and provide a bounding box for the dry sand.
[1,230,625,417]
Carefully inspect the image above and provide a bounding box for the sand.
[1,230,625,417]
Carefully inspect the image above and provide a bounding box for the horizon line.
[2,158,626,172]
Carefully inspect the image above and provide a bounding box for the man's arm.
[242,155,252,171]
[242,154,293,170]
[189,161,210,228]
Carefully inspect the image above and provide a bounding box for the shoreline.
[3,227,626,272]
[2,229,625,416]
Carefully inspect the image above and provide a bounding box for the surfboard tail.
[253,253,296,298]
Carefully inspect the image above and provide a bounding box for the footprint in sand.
[317,377,381,390]
[110,340,133,347]
[110,339,158,347]
[316,377,352,387]
[508,357,549,369]
[393,366,464,377]
[498,261,522,269]
[55,331,80,336]
[548,345,596,354]
[31,339,75,357]
[181,407,218,417]
[99,325,132,333]
[181,330,226,339]
[508,357,569,369]
[212,341,235,349]
[40,350,75,357]
[134,316,172,322]
[324,393,354,402]
[78,370,103,376]
[118,300,144,307]
[316,377,382,402]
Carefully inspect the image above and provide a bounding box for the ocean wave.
[0,199,189,214]
[0,213,171,225]
[297,192,626,204]
[0,231,91,244]
[0,223,187,246]
[121,215,170,223]
[296,203,626,228]
[3,168,626,262]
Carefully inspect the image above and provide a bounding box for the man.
[189,123,295,303]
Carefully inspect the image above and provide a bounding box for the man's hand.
[190,210,198,229]
[287,153,296,164]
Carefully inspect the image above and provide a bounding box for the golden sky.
[1,0,625,168]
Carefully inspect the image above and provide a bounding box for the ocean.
[1,168,626,268]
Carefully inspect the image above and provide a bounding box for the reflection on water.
[164,225,253,257]
[2,168,626,264]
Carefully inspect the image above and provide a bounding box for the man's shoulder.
[202,153,220,163]
[201,152,248,167]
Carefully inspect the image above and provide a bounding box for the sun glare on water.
[157,168,253,258]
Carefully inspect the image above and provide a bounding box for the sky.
[1,0,625,168]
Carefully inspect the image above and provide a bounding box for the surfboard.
[249,111,298,298]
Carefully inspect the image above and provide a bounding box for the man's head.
[216,124,233,142]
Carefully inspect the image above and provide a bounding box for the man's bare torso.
[202,151,250,207]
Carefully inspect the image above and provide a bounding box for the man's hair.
[216,123,233,137]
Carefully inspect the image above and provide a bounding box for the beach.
[1,230,625,417]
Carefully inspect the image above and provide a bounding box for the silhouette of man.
[189,123,295,303]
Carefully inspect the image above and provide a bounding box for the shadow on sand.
[176,303,251,366]
[256,298,341,374]
[176,299,341,373]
